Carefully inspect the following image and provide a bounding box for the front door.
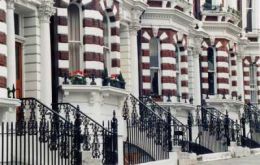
[15,42,23,98]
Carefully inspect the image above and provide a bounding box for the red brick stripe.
[0,32,6,44]
[0,54,6,67]
[0,9,6,23]
[0,76,6,88]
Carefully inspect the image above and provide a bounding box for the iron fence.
[123,94,169,165]
[55,103,118,165]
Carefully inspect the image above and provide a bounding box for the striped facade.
[140,28,190,102]
[215,39,230,96]
[56,7,69,78]
[201,39,232,98]
[178,36,189,100]
[201,41,209,97]
[243,56,260,104]
[0,0,7,98]
[229,44,238,97]
[56,0,120,83]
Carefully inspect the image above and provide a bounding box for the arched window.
[207,47,216,95]
[103,13,110,73]
[176,44,181,97]
[250,63,257,104]
[68,4,81,71]
[150,38,161,95]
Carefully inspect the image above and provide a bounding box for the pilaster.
[6,0,16,90]
[38,0,55,105]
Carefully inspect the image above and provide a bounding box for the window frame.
[207,47,217,95]
[103,12,111,75]
[249,63,258,104]
[68,3,83,72]
[149,37,161,96]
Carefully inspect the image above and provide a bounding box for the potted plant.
[102,68,109,86]
[109,74,119,88]
[117,72,125,89]
[69,70,87,85]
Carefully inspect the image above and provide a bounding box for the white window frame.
[68,3,83,72]
[249,63,258,104]
[208,47,217,95]
[103,12,111,75]
[150,37,161,96]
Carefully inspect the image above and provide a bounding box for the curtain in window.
[68,4,81,71]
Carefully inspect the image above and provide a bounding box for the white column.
[6,0,16,90]
[241,0,247,30]
[39,1,55,105]
[237,55,244,101]
[253,0,260,29]
[193,53,201,106]
[129,26,139,97]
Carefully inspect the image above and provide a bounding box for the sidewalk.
[199,154,260,165]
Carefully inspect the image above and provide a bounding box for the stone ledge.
[62,85,129,97]
[197,152,232,162]
[0,98,20,108]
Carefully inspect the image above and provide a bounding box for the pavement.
[199,154,260,165]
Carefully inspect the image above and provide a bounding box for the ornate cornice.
[6,0,16,9]
[38,0,56,23]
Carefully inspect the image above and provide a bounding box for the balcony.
[201,3,241,25]
[172,0,192,12]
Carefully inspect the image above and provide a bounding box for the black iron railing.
[0,98,75,165]
[123,94,169,165]
[196,105,241,152]
[140,96,190,152]
[242,104,260,147]
[55,103,118,165]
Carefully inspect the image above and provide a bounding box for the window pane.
[208,72,215,95]
[14,13,19,35]
[176,45,180,71]
[151,69,159,95]
[247,9,252,31]
[68,4,81,71]
[208,47,215,71]
[150,38,160,68]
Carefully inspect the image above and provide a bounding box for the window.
[14,13,20,35]
[207,47,216,95]
[250,63,257,104]
[150,38,161,95]
[176,44,181,97]
[68,4,81,71]
[103,13,110,74]
[246,0,252,32]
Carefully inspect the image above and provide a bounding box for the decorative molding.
[152,26,159,37]
[38,0,56,23]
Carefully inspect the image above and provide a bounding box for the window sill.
[62,84,128,97]
[157,102,196,112]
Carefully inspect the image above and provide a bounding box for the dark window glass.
[208,47,214,71]
[247,9,252,32]
[150,38,160,68]
[14,13,19,35]
[208,72,215,95]
[151,70,159,95]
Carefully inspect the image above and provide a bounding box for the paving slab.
[199,154,260,165]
